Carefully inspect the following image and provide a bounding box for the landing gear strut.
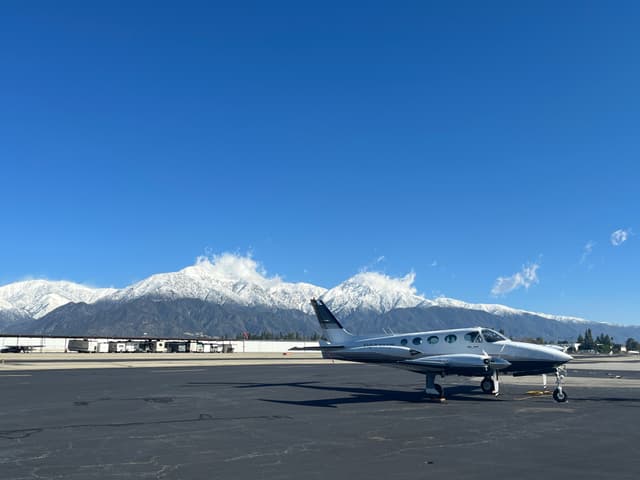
[552,367,568,403]
[480,370,500,396]
[425,373,444,399]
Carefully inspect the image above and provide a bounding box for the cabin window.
[481,329,507,343]
[412,337,422,345]
[444,334,457,344]
[427,336,439,344]
[464,332,483,343]
[400,339,408,346]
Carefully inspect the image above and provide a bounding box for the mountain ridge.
[1,255,637,341]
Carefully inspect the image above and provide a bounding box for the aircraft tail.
[310,298,353,344]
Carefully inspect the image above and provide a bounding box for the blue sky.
[1,1,639,324]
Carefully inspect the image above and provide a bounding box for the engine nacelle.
[409,353,511,371]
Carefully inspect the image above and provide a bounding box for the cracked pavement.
[1,361,639,479]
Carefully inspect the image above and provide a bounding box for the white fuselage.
[322,326,572,376]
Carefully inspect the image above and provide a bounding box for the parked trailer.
[108,342,126,353]
[166,341,188,353]
[68,339,109,353]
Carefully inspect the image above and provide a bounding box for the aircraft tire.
[480,377,494,394]
[553,388,568,403]
[434,384,443,397]
[426,384,444,399]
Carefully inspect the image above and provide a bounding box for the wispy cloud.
[360,255,387,273]
[491,262,540,296]
[611,228,631,246]
[580,241,595,265]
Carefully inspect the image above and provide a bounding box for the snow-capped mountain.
[429,297,589,324]
[1,253,633,339]
[107,256,326,313]
[321,271,429,315]
[319,272,588,325]
[0,279,116,319]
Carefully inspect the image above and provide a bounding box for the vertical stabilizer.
[310,298,353,344]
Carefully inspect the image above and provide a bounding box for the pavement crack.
[0,415,292,441]
[0,428,42,439]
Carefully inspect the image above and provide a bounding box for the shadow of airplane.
[184,381,497,407]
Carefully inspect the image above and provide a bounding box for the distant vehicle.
[292,299,573,402]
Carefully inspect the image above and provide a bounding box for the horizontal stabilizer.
[289,346,345,351]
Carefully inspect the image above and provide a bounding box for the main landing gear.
[424,373,444,400]
[480,370,500,396]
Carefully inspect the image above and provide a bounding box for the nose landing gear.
[552,367,568,403]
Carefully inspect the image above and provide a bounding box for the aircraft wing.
[397,353,510,375]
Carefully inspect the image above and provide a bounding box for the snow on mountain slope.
[0,280,116,319]
[320,271,588,324]
[431,297,589,324]
[0,254,593,325]
[108,254,326,313]
[0,298,15,311]
[321,271,431,315]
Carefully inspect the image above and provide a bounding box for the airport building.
[0,334,318,353]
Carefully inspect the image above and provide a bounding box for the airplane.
[291,299,573,402]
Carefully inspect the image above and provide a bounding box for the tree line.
[576,328,639,354]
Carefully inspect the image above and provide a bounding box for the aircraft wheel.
[553,388,568,403]
[434,384,443,397]
[426,384,443,399]
[480,377,494,394]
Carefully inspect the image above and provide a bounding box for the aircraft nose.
[555,350,573,364]
[509,342,573,365]
[542,346,572,365]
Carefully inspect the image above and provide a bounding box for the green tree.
[595,333,612,354]
[582,329,595,351]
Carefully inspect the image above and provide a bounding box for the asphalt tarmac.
[1,362,639,479]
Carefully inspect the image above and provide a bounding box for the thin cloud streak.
[580,241,595,265]
[491,262,540,296]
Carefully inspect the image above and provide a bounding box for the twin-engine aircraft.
[292,299,573,402]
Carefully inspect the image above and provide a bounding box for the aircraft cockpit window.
[444,334,457,344]
[412,337,423,345]
[400,339,408,346]
[464,332,483,343]
[481,329,507,343]
[427,336,439,344]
